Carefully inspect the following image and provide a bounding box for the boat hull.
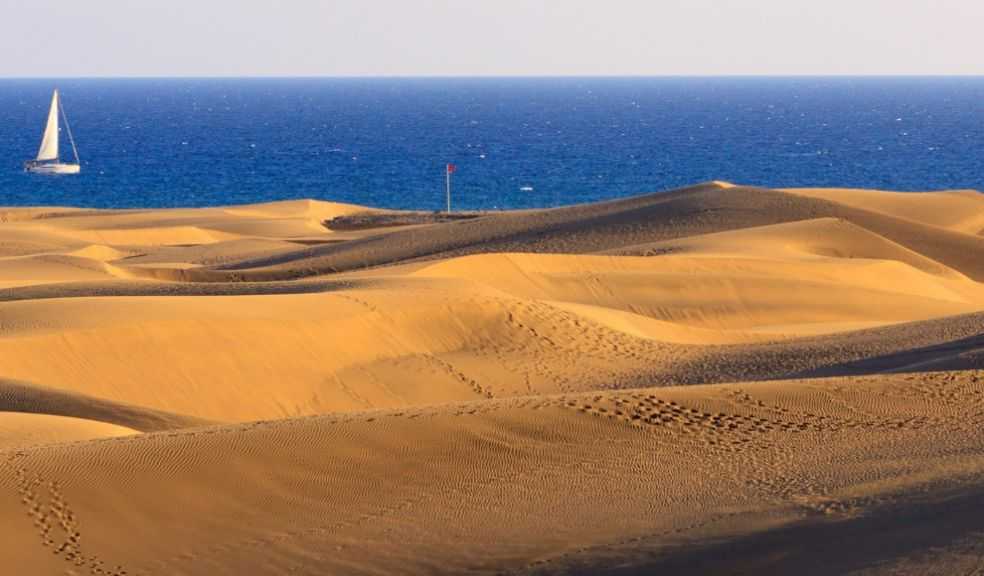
[25,162,80,175]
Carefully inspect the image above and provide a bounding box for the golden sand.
[1,182,983,574]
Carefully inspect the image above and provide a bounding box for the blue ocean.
[0,77,982,210]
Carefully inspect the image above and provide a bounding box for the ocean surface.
[1,77,982,210]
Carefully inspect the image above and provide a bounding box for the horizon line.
[2,73,984,81]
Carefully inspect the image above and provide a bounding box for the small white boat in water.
[24,89,80,175]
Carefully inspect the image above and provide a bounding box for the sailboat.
[24,89,81,175]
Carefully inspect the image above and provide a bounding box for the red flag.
[446,163,456,174]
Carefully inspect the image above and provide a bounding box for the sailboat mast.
[59,94,80,165]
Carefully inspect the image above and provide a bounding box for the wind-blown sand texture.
[1,184,983,575]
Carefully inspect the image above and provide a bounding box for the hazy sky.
[1,0,981,77]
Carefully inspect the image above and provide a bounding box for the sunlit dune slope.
[0,198,371,253]
[608,217,959,276]
[0,412,137,451]
[785,187,984,235]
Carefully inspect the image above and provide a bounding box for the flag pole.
[446,165,452,214]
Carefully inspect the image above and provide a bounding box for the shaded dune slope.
[0,379,210,432]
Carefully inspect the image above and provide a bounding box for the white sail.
[36,90,60,162]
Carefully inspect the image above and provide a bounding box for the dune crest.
[64,244,133,261]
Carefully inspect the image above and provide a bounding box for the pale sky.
[1,0,981,77]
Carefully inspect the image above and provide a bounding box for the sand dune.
[3,373,984,575]
[0,412,137,450]
[64,244,134,262]
[786,187,984,235]
[98,183,984,286]
[610,217,961,277]
[1,183,983,574]
[0,199,371,253]
[121,238,309,268]
[0,278,976,420]
[0,378,211,432]
[412,250,981,330]
[0,254,124,288]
